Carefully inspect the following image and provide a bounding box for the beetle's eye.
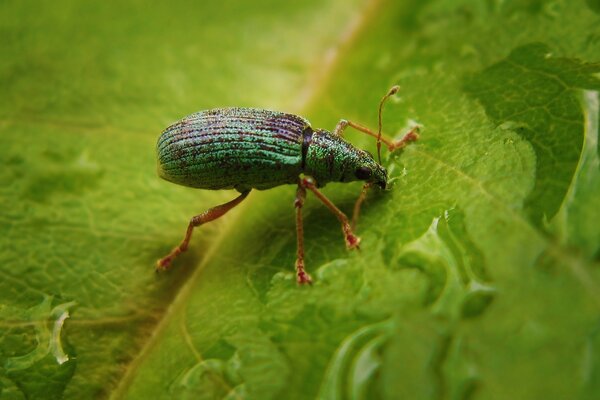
[355,167,372,180]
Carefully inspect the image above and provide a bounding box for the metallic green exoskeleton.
[156,86,419,284]
[157,108,387,191]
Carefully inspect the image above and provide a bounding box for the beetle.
[156,86,419,284]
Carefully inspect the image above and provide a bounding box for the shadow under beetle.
[156,86,419,284]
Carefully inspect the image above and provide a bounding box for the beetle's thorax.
[303,129,387,188]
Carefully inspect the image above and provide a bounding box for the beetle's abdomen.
[157,108,307,191]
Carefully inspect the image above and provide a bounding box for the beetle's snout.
[373,165,387,190]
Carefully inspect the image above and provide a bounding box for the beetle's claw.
[156,257,172,272]
[390,127,420,152]
[295,259,313,285]
[346,233,361,250]
[297,271,313,285]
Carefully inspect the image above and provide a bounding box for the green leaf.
[1,1,599,399]
[464,42,600,227]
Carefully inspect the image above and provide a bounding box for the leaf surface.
[1,1,599,399]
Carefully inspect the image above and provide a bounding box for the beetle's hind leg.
[156,190,251,271]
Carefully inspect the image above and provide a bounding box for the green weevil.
[156,86,419,284]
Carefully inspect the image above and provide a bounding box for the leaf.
[464,42,600,226]
[1,1,599,399]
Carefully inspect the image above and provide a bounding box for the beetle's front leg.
[156,190,251,271]
[333,118,420,152]
[300,176,360,250]
[332,119,349,136]
[352,182,373,230]
[294,184,312,285]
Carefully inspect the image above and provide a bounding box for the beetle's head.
[304,130,388,188]
[352,151,388,189]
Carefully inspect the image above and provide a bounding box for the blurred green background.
[1,0,600,399]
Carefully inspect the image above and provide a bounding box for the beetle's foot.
[156,256,173,271]
[295,260,313,285]
[345,232,361,250]
[156,247,183,271]
[156,258,170,271]
[342,223,361,250]
[297,271,313,285]
[389,126,420,152]
[156,240,188,272]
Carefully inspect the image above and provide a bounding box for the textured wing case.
[157,108,308,191]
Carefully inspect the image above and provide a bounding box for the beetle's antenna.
[377,85,400,164]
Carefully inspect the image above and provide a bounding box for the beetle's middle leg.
[156,190,251,271]
[300,176,360,250]
[294,183,312,285]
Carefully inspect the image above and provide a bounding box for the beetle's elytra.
[157,108,387,191]
[156,86,419,284]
